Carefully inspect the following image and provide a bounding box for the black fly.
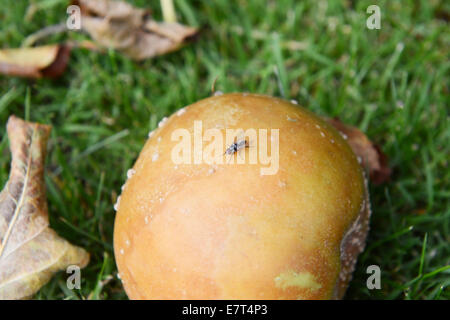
[224,139,250,156]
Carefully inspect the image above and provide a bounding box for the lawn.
[0,0,449,300]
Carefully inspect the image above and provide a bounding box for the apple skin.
[113,93,369,299]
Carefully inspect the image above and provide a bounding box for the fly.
[224,139,250,155]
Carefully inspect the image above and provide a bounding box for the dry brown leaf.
[0,45,70,78]
[326,118,391,185]
[73,0,198,60]
[0,116,89,299]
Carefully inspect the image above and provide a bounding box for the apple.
[113,93,370,299]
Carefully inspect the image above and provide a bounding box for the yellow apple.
[113,93,370,299]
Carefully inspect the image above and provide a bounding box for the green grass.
[0,0,449,300]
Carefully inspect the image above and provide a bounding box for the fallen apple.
[113,93,370,299]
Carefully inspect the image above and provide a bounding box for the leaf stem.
[161,0,177,23]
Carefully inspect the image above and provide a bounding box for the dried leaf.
[0,45,70,78]
[326,118,391,184]
[73,0,198,60]
[0,116,89,299]
[22,23,67,48]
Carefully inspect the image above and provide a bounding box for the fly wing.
[236,140,247,150]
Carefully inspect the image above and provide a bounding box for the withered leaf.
[0,116,89,299]
[0,45,70,78]
[73,0,198,60]
[326,118,391,184]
